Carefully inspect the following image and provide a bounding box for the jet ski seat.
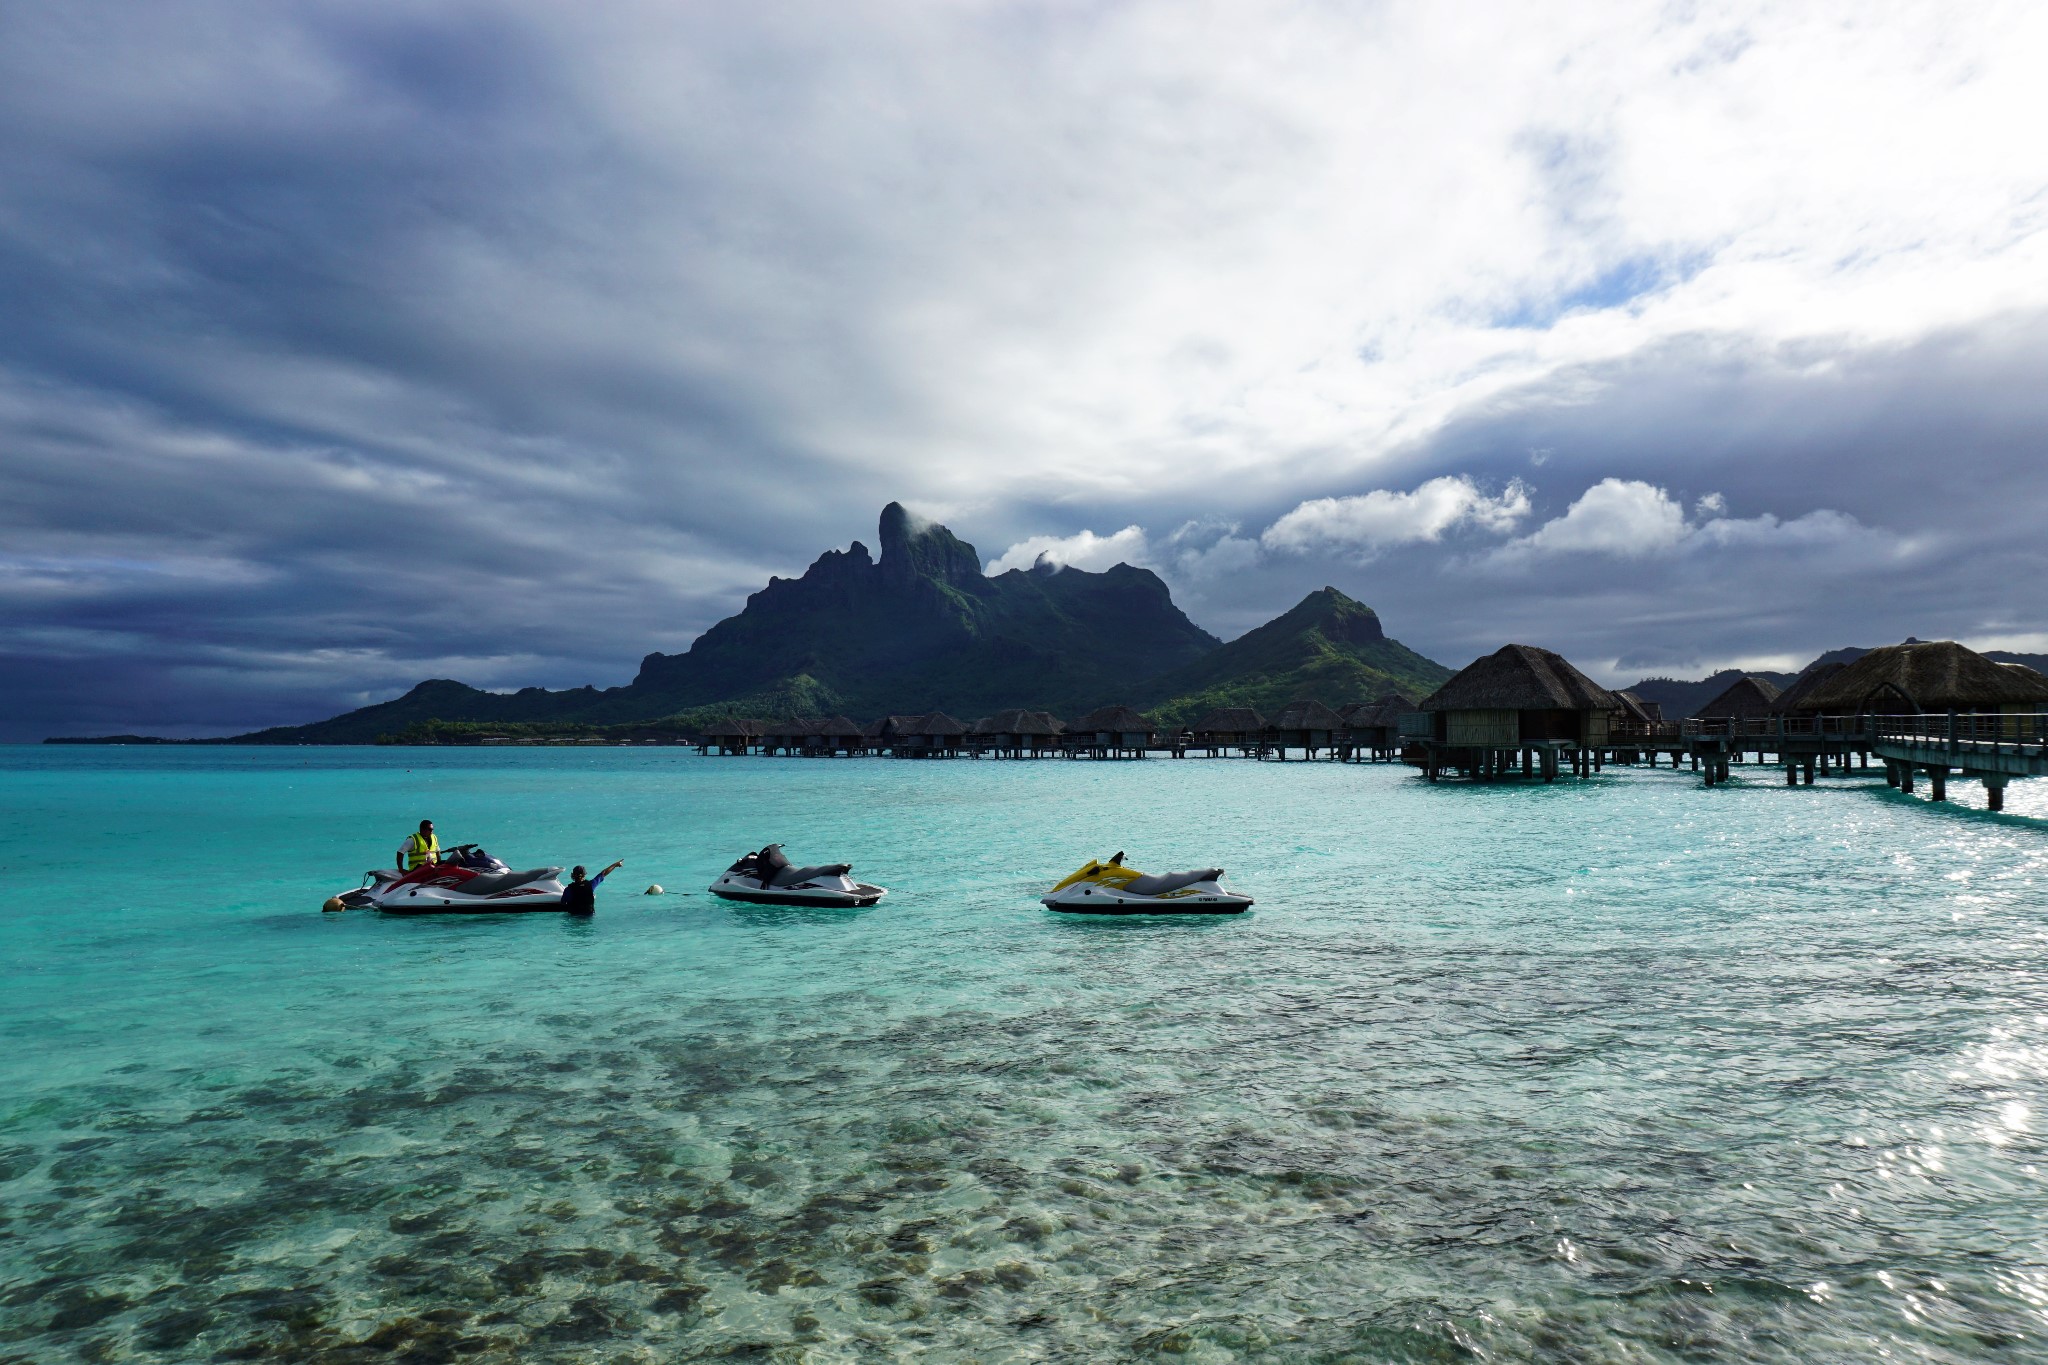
[1123,869,1223,896]
[772,863,853,887]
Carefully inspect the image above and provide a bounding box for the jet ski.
[708,844,887,907]
[1040,851,1252,914]
[330,845,569,914]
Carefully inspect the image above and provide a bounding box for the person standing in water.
[561,860,623,916]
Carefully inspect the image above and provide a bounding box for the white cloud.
[1518,478,1689,556]
[988,516,1265,584]
[1501,479,1877,561]
[1262,476,1531,556]
[987,525,1150,575]
[1165,519,1263,580]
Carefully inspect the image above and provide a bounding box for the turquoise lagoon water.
[3,746,2047,1363]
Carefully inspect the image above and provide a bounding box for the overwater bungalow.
[972,709,1065,757]
[1070,705,1156,758]
[1770,661,1848,715]
[901,711,970,757]
[812,715,865,755]
[1416,643,1617,781]
[1799,639,2048,717]
[1694,675,1781,724]
[1341,694,1420,761]
[1610,690,1660,728]
[699,717,762,756]
[862,715,925,754]
[1268,699,1345,759]
[757,718,812,755]
[1189,707,1265,757]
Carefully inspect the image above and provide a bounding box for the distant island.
[52,504,1454,744]
[48,501,2048,745]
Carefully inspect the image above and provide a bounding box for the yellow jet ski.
[1040,852,1253,915]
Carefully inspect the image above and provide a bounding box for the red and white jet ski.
[329,845,568,914]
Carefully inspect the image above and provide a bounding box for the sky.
[4,1,2048,739]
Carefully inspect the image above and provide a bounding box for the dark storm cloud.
[3,2,2046,736]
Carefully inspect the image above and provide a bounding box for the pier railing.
[1680,716,1871,740]
[1871,712,2048,760]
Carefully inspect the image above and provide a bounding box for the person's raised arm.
[593,859,623,885]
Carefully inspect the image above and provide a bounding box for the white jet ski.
[331,845,569,914]
[1040,851,1252,915]
[708,844,887,908]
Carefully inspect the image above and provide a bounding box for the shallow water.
[2,746,2047,1363]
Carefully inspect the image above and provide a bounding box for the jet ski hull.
[707,877,886,908]
[369,894,571,915]
[1040,890,1252,915]
[334,855,569,914]
[341,885,570,914]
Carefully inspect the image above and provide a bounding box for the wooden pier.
[1871,713,2048,811]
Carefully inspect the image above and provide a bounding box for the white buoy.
[644,884,664,896]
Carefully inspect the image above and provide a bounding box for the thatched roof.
[1769,660,1846,714]
[1799,639,2048,713]
[1694,675,1781,720]
[1271,699,1346,731]
[975,708,1064,736]
[816,715,862,738]
[1421,644,1616,713]
[1073,705,1153,733]
[703,717,762,738]
[1192,706,1266,733]
[917,711,969,738]
[864,714,926,739]
[1609,690,1655,725]
[1342,693,1420,731]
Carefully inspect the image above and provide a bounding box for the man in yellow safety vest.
[398,820,441,871]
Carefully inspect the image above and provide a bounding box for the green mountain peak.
[1137,585,1447,725]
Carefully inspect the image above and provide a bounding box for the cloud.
[1515,478,1689,556]
[1496,477,1879,564]
[2,2,2047,733]
[987,526,1151,575]
[1262,477,1531,556]
[1170,526,1263,582]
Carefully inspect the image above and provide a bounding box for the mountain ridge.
[148,504,1453,743]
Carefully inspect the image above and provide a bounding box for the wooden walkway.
[1869,713,2048,811]
[694,736,1407,762]
[1401,712,2048,809]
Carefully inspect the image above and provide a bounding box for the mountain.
[615,502,1220,719]
[1138,587,1454,725]
[1988,650,2048,676]
[1624,669,1798,721]
[227,504,1225,742]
